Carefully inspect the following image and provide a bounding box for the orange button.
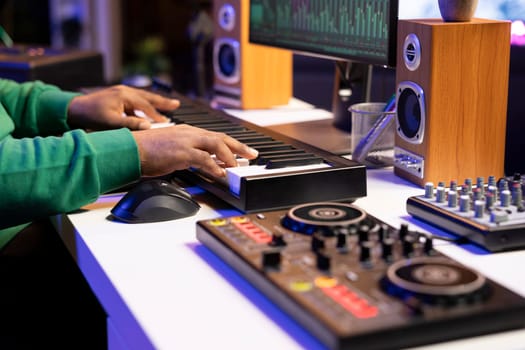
[314,276,338,289]
[231,216,249,223]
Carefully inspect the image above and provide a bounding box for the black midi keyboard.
[163,92,366,213]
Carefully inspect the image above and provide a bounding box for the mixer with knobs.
[407,174,525,252]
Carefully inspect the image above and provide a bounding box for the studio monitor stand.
[331,61,373,133]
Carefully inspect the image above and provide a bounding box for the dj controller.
[196,202,525,350]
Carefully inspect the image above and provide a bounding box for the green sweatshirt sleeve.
[0,128,141,229]
[0,79,142,231]
[0,79,79,137]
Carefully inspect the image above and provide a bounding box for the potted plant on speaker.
[438,0,479,22]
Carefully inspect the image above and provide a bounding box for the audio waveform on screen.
[277,0,389,41]
[250,0,394,63]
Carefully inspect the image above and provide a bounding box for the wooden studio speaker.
[212,0,292,109]
[394,18,511,186]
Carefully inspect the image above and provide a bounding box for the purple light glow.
[511,20,525,46]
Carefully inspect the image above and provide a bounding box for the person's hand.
[67,85,180,131]
[132,124,259,178]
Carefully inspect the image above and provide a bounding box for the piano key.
[176,116,225,122]
[257,149,307,157]
[173,118,223,125]
[256,151,308,165]
[204,125,247,132]
[234,135,274,143]
[224,131,253,137]
[186,122,235,129]
[225,129,259,135]
[257,151,310,164]
[171,118,246,133]
[245,140,284,147]
[174,115,225,121]
[265,156,324,169]
[235,157,251,167]
[251,143,295,152]
[210,155,250,167]
[225,130,261,138]
[165,108,209,117]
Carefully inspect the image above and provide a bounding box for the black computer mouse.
[110,179,200,223]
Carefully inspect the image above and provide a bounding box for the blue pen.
[352,93,396,166]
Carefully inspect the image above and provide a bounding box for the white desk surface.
[52,103,525,349]
[52,168,525,350]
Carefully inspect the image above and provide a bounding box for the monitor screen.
[249,0,399,67]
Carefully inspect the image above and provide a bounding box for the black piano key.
[170,117,214,124]
[253,144,295,152]
[257,149,308,157]
[175,113,224,119]
[205,126,247,132]
[165,108,209,118]
[168,103,195,110]
[255,150,312,165]
[187,122,235,129]
[244,140,290,148]
[235,135,274,143]
[265,156,324,169]
[174,119,246,133]
[225,130,260,138]
[176,116,225,123]
[257,152,311,165]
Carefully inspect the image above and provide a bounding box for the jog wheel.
[382,257,490,305]
[281,202,366,235]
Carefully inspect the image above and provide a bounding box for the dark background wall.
[120,0,211,93]
[0,0,51,45]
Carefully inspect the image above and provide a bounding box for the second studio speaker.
[394,18,511,186]
[212,0,292,109]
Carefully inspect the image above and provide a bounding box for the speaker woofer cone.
[396,81,426,144]
[213,38,240,84]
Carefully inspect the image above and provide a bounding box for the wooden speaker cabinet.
[212,0,292,109]
[394,18,511,186]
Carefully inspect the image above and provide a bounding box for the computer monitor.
[249,0,399,132]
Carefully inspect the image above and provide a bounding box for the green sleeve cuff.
[0,224,29,251]
[86,128,141,193]
[37,90,81,134]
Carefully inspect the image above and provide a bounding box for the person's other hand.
[132,124,259,178]
[67,85,180,131]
